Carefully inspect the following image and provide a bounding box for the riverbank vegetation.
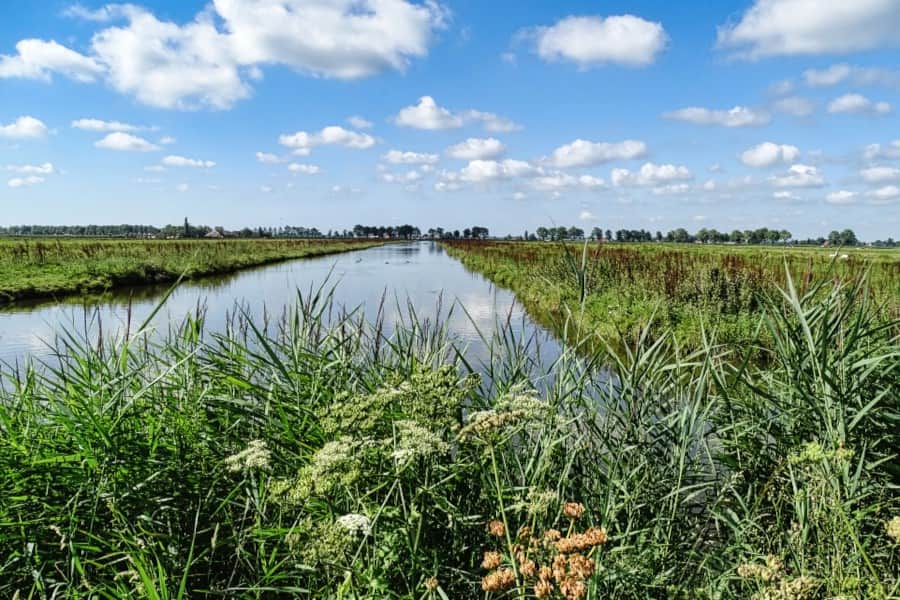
[442,240,900,349]
[0,271,897,598]
[0,238,383,304]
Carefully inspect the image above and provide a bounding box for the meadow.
[0,238,384,305]
[442,240,900,350]
[0,269,897,598]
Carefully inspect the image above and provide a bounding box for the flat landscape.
[2,0,899,598]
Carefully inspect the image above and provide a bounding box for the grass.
[441,240,900,350]
[0,238,384,305]
[0,269,897,598]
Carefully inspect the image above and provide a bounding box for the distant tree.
[536,227,549,241]
[590,227,603,240]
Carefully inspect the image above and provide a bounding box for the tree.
[536,227,549,241]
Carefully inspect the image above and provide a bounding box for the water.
[0,242,560,371]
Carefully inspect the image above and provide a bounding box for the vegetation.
[0,238,383,304]
[0,271,897,598]
[442,240,900,349]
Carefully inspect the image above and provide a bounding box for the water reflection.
[0,242,560,372]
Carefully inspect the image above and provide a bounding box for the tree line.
[520,226,881,246]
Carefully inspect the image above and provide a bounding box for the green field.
[0,238,384,304]
[442,240,900,350]
[0,273,897,598]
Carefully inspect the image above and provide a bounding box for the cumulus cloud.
[826,190,858,204]
[9,1,447,110]
[380,169,421,184]
[8,175,45,188]
[548,139,647,168]
[868,185,900,203]
[94,132,160,151]
[741,142,800,167]
[279,125,376,153]
[6,162,54,175]
[717,0,900,59]
[860,166,900,183]
[531,172,605,191]
[72,118,145,132]
[803,63,900,88]
[772,96,815,117]
[611,162,692,187]
[526,14,667,68]
[347,115,373,129]
[0,116,49,139]
[864,140,900,161]
[827,93,891,115]
[769,164,825,188]
[382,150,439,165]
[446,137,505,160]
[288,163,320,175]
[0,39,104,82]
[460,159,537,182]
[256,151,284,164]
[664,105,770,127]
[393,96,521,132]
[163,155,215,168]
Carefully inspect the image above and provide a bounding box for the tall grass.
[0,272,897,598]
[0,238,383,304]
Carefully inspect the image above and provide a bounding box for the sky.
[1,0,899,240]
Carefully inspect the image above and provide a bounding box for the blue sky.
[1,0,899,239]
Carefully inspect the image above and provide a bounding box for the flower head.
[225,440,271,473]
[336,513,372,537]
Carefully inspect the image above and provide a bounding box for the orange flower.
[488,520,506,538]
[563,502,585,520]
[481,568,516,592]
[482,551,502,570]
[534,578,553,598]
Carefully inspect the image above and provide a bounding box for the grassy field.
[0,238,384,304]
[442,240,900,349]
[0,272,897,598]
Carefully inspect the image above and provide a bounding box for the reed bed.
[0,238,383,304]
[0,270,897,598]
[441,240,900,349]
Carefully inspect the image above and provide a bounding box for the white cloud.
[531,172,605,191]
[393,96,521,132]
[279,125,375,153]
[446,137,505,160]
[95,132,160,151]
[548,139,647,168]
[868,185,900,203]
[176,183,190,193]
[288,163,320,175]
[347,115,373,129]
[528,15,668,68]
[769,164,825,188]
[6,162,54,175]
[717,0,900,59]
[33,1,447,110]
[769,79,794,96]
[860,166,900,183]
[864,140,900,161]
[773,96,815,117]
[256,151,283,164]
[827,93,891,115]
[163,155,215,168]
[380,169,421,183]
[382,150,439,165]
[611,162,692,186]
[0,39,104,82]
[653,183,691,195]
[773,191,800,201]
[741,142,800,168]
[0,116,49,139]
[72,118,145,132]
[8,175,45,188]
[159,136,176,145]
[460,159,537,182]
[803,63,900,88]
[664,105,770,127]
[826,190,858,204]
[579,210,599,221]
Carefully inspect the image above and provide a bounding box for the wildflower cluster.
[737,555,819,600]
[336,513,373,537]
[885,516,900,543]
[788,441,853,466]
[391,419,450,465]
[225,439,271,473]
[459,389,552,441]
[480,502,608,600]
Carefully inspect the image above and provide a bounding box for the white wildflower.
[336,513,372,537]
[225,439,271,473]
[391,420,449,465]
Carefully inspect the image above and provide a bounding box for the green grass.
[0,238,384,304]
[441,240,900,350]
[0,271,897,598]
